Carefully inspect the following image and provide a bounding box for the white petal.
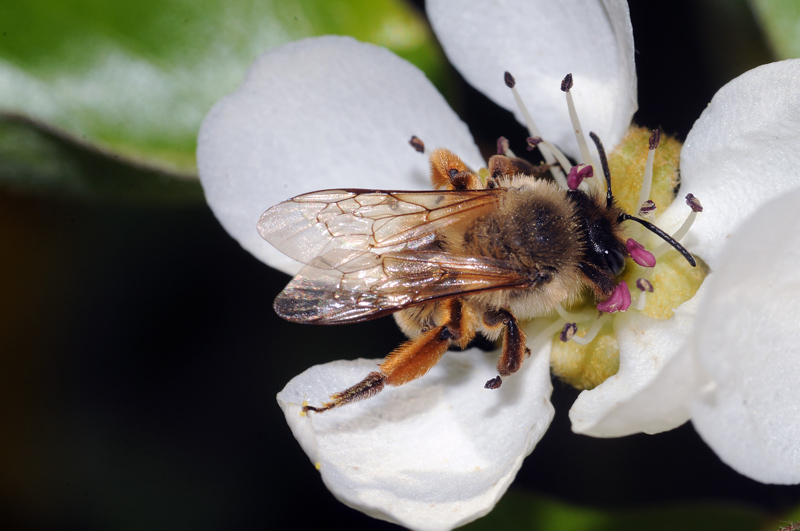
[427,0,636,158]
[658,59,800,269]
[277,347,554,531]
[689,188,800,484]
[197,36,483,275]
[569,287,707,437]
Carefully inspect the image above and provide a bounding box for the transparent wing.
[257,188,503,270]
[259,188,535,324]
[273,251,536,324]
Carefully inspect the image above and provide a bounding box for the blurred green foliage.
[0,0,448,199]
[751,0,800,59]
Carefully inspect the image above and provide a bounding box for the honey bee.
[259,135,695,413]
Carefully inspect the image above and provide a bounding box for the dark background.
[2,1,798,529]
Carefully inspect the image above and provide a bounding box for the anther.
[561,73,574,92]
[686,193,703,212]
[526,136,542,149]
[567,164,594,190]
[638,200,657,218]
[626,238,656,267]
[620,213,696,267]
[634,278,653,311]
[409,135,425,153]
[597,282,631,313]
[648,129,661,150]
[504,71,515,88]
[560,322,577,342]
[636,278,654,292]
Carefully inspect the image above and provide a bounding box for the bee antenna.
[619,213,697,267]
[588,132,613,208]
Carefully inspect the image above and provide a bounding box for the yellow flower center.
[549,126,709,390]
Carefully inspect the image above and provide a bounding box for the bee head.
[589,132,696,269]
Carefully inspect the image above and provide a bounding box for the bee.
[258,135,695,413]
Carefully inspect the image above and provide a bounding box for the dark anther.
[639,200,657,216]
[526,136,542,151]
[561,73,573,92]
[649,129,661,150]
[409,135,425,153]
[504,71,516,88]
[686,193,703,212]
[485,375,503,390]
[560,322,577,342]
[636,278,654,293]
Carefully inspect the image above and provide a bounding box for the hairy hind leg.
[303,300,477,414]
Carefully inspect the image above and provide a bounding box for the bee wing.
[258,188,536,323]
[273,250,536,324]
[257,188,503,271]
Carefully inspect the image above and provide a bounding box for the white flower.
[197,1,800,528]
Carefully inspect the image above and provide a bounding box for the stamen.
[560,322,577,342]
[556,304,593,322]
[409,135,425,153]
[561,73,594,173]
[570,316,608,345]
[526,137,571,187]
[636,277,654,292]
[597,282,631,313]
[626,238,656,267]
[638,199,657,220]
[652,194,703,258]
[504,71,568,188]
[685,193,703,212]
[634,278,654,311]
[636,129,660,210]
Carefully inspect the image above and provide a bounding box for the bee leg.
[487,154,549,188]
[482,309,530,389]
[303,325,454,414]
[303,371,387,414]
[429,148,483,190]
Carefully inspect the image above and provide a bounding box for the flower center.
[501,74,709,390]
[550,126,709,390]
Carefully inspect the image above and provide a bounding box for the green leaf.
[750,0,800,59]
[463,490,767,531]
[0,0,447,199]
[0,114,203,204]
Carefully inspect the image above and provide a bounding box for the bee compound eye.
[605,248,626,276]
